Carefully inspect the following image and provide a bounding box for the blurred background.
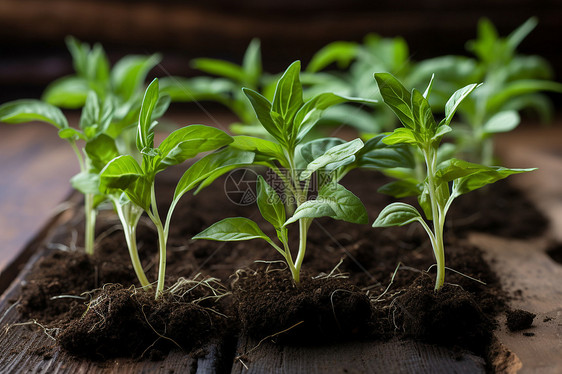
[1,0,561,105]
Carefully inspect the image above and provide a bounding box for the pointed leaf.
[243,88,283,142]
[0,100,68,129]
[454,166,536,197]
[482,111,520,135]
[256,176,286,229]
[137,78,160,151]
[373,202,423,227]
[242,38,262,85]
[271,61,304,127]
[285,183,367,225]
[306,41,358,72]
[191,58,246,82]
[193,217,272,243]
[442,83,480,127]
[99,155,150,210]
[300,139,364,181]
[111,54,161,101]
[231,135,285,161]
[155,125,233,172]
[374,73,414,129]
[42,76,90,108]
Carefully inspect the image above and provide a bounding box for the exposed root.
[235,321,305,369]
[167,273,229,305]
[5,319,60,341]
[426,264,487,286]
[313,258,349,280]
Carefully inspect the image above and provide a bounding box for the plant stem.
[423,148,446,291]
[148,182,167,299]
[114,200,151,289]
[84,193,96,256]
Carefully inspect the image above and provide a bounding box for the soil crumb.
[506,309,536,331]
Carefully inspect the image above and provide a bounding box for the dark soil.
[546,242,562,264]
[11,167,532,362]
[506,309,536,332]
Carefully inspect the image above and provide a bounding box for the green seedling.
[372,73,535,291]
[450,18,562,165]
[99,78,253,297]
[193,61,404,285]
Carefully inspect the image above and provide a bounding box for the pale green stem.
[423,148,446,291]
[114,201,151,290]
[84,193,96,256]
[147,182,167,299]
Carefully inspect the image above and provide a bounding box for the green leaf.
[99,155,150,210]
[271,61,304,127]
[85,134,120,171]
[154,125,233,172]
[357,134,415,169]
[441,83,480,127]
[293,92,377,143]
[436,158,486,183]
[58,128,86,140]
[486,80,562,113]
[137,78,160,151]
[242,38,262,86]
[306,41,358,72]
[192,58,246,82]
[285,183,367,225]
[173,147,254,201]
[256,176,286,229]
[231,135,285,161]
[193,217,271,243]
[71,171,100,195]
[111,54,161,101]
[79,91,101,130]
[482,110,520,135]
[373,202,423,227]
[506,17,537,51]
[382,128,418,145]
[42,77,90,108]
[296,137,345,169]
[378,180,420,198]
[374,73,414,129]
[159,76,234,102]
[411,88,436,136]
[243,88,284,142]
[300,138,364,181]
[0,100,68,129]
[454,166,536,197]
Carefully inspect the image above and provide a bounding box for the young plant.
[99,78,252,297]
[193,61,403,285]
[372,73,535,291]
[451,18,562,165]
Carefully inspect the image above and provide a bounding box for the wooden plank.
[231,336,485,373]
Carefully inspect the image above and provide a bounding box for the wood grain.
[232,336,485,374]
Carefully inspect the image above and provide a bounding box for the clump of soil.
[393,276,494,355]
[58,282,229,360]
[506,309,536,331]
[231,263,373,343]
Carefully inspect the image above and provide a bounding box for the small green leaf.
[300,139,364,181]
[286,183,367,225]
[382,128,418,145]
[154,125,233,172]
[357,135,415,169]
[0,100,68,129]
[193,217,271,243]
[374,73,414,129]
[256,176,286,229]
[486,80,562,113]
[79,91,101,130]
[58,128,86,140]
[293,92,377,143]
[192,58,246,82]
[377,180,420,198]
[271,61,304,127]
[454,166,536,197]
[296,137,345,169]
[482,111,520,135]
[71,171,100,195]
[111,54,161,101]
[85,134,120,171]
[137,78,160,151]
[411,88,436,136]
[174,148,254,201]
[42,77,90,108]
[242,88,284,142]
[373,202,422,227]
[441,83,480,127]
[306,41,358,72]
[231,135,285,161]
[242,38,262,86]
[99,155,150,210]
